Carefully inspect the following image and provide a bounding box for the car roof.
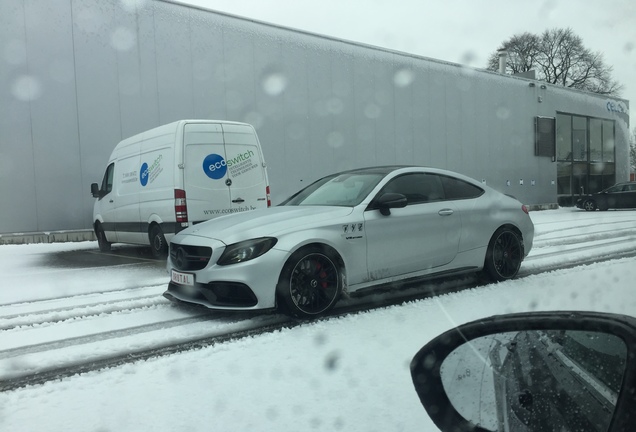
[333,165,426,175]
[322,166,487,189]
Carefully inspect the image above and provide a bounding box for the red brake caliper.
[316,262,328,289]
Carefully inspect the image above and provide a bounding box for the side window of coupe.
[380,173,445,205]
[440,175,484,200]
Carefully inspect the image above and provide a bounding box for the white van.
[90,120,270,257]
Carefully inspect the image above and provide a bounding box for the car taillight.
[266,186,271,207]
[175,189,188,223]
[521,205,529,215]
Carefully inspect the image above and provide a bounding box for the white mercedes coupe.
[164,166,534,318]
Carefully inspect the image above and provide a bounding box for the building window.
[572,116,588,161]
[603,120,615,162]
[556,113,615,205]
[535,117,555,158]
[556,114,572,161]
[557,162,571,195]
[590,119,602,162]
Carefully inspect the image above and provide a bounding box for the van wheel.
[95,224,111,252]
[149,225,168,259]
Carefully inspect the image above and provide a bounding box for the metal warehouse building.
[0,0,630,235]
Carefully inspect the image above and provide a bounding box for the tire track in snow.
[0,284,166,312]
[527,237,636,260]
[0,313,211,359]
[533,220,636,241]
[533,228,636,247]
[0,318,294,392]
[0,285,168,330]
[0,295,168,331]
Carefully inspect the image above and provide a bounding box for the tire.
[583,200,597,211]
[484,228,523,282]
[276,246,342,318]
[149,225,168,259]
[95,224,111,252]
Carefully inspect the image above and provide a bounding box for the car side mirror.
[374,192,407,216]
[91,183,101,198]
[410,312,636,432]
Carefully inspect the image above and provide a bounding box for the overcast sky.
[179,0,635,117]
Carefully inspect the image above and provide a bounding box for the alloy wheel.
[289,253,339,315]
[492,231,522,279]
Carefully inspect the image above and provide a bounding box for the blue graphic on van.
[140,155,164,187]
[140,162,149,186]
[203,153,227,179]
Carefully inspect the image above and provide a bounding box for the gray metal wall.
[0,0,630,233]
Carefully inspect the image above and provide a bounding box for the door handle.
[438,209,454,216]
[109,199,114,203]
[232,198,245,203]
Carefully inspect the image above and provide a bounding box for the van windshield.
[281,173,385,207]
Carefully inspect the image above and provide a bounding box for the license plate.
[171,269,194,286]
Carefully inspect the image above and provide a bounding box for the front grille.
[170,243,212,271]
[200,282,258,307]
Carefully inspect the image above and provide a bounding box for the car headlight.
[217,237,278,266]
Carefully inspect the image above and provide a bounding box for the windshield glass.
[604,185,623,193]
[281,173,384,206]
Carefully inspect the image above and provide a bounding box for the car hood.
[176,206,354,245]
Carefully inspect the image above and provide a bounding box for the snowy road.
[2,208,636,391]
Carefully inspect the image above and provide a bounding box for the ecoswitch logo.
[203,150,256,180]
[140,162,149,185]
[140,154,163,186]
[203,153,227,179]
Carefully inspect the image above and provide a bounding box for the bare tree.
[487,28,622,96]
[487,32,541,74]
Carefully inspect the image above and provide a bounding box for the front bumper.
[575,196,593,209]
[165,237,290,311]
[165,280,259,307]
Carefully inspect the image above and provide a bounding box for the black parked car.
[576,182,636,211]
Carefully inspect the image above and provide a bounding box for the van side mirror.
[373,192,407,216]
[410,312,636,432]
[91,183,100,198]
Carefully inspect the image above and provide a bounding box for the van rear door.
[183,122,268,224]
[183,123,232,223]
[221,123,268,212]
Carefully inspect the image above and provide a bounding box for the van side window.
[101,163,114,195]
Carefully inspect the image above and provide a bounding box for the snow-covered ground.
[1,208,636,431]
